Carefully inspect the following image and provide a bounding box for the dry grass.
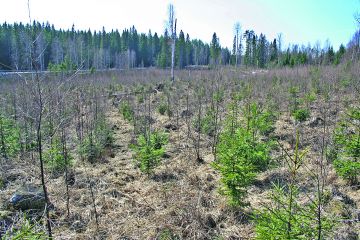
[1,65,359,239]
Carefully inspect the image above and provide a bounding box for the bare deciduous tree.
[168,4,177,82]
[234,22,241,67]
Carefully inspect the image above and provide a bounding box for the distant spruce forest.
[0,21,356,71]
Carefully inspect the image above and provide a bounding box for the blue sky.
[0,0,358,50]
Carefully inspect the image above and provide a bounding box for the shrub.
[4,216,47,239]
[193,109,216,136]
[79,117,113,163]
[131,131,168,175]
[158,228,180,240]
[213,127,270,206]
[95,117,114,148]
[255,184,334,240]
[333,160,360,183]
[332,107,360,184]
[255,184,320,240]
[0,113,20,158]
[158,102,173,117]
[212,101,274,206]
[292,108,310,122]
[0,177,4,189]
[44,138,73,174]
[304,91,317,106]
[152,131,168,150]
[254,133,334,240]
[137,94,144,103]
[255,184,303,239]
[158,102,168,115]
[245,103,276,136]
[288,86,300,113]
[79,134,102,163]
[48,56,77,74]
[288,86,311,122]
[120,101,134,122]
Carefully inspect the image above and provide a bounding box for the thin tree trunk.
[171,19,177,82]
[0,117,7,159]
[62,128,70,219]
[36,76,52,238]
[89,181,99,231]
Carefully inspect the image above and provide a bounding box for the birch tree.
[167,4,177,81]
[234,22,242,67]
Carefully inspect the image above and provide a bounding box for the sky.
[0,0,359,50]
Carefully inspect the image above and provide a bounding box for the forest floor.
[52,95,359,239]
[1,72,359,239]
[50,104,241,239]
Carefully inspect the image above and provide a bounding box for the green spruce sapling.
[131,131,168,175]
[332,107,360,184]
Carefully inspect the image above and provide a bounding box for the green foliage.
[288,86,311,122]
[212,100,275,206]
[4,217,47,239]
[213,126,271,206]
[0,177,4,189]
[137,94,144,103]
[310,68,322,94]
[131,131,168,175]
[292,108,310,122]
[0,113,20,158]
[158,102,170,116]
[152,131,168,150]
[332,107,360,184]
[43,138,73,174]
[340,76,352,89]
[158,103,166,115]
[333,160,360,183]
[158,228,180,240]
[193,108,216,136]
[90,66,96,74]
[0,21,349,72]
[289,86,300,113]
[120,101,134,122]
[304,91,317,106]
[255,132,334,240]
[48,56,77,73]
[210,32,221,65]
[96,117,114,149]
[157,33,171,68]
[255,184,305,240]
[254,183,333,240]
[334,44,345,65]
[244,103,276,136]
[79,134,101,164]
[79,117,113,163]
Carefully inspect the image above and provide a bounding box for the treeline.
[0,21,355,71]
[0,21,213,71]
[239,31,347,68]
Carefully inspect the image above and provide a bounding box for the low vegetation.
[0,4,359,239]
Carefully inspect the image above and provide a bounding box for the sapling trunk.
[147,92,152,142]
[61,128,70,219]
[212,85,222,160]
[186,86,190,138]
[89,180,99,232]
[195,89,203,162]
[35,74,52,238]
[0,117,7,159]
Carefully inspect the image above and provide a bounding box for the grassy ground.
[0,65,359,239]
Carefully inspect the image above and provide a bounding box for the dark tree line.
[238,30,347,68]
[0,21,216,71]
[0,21,354,71]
